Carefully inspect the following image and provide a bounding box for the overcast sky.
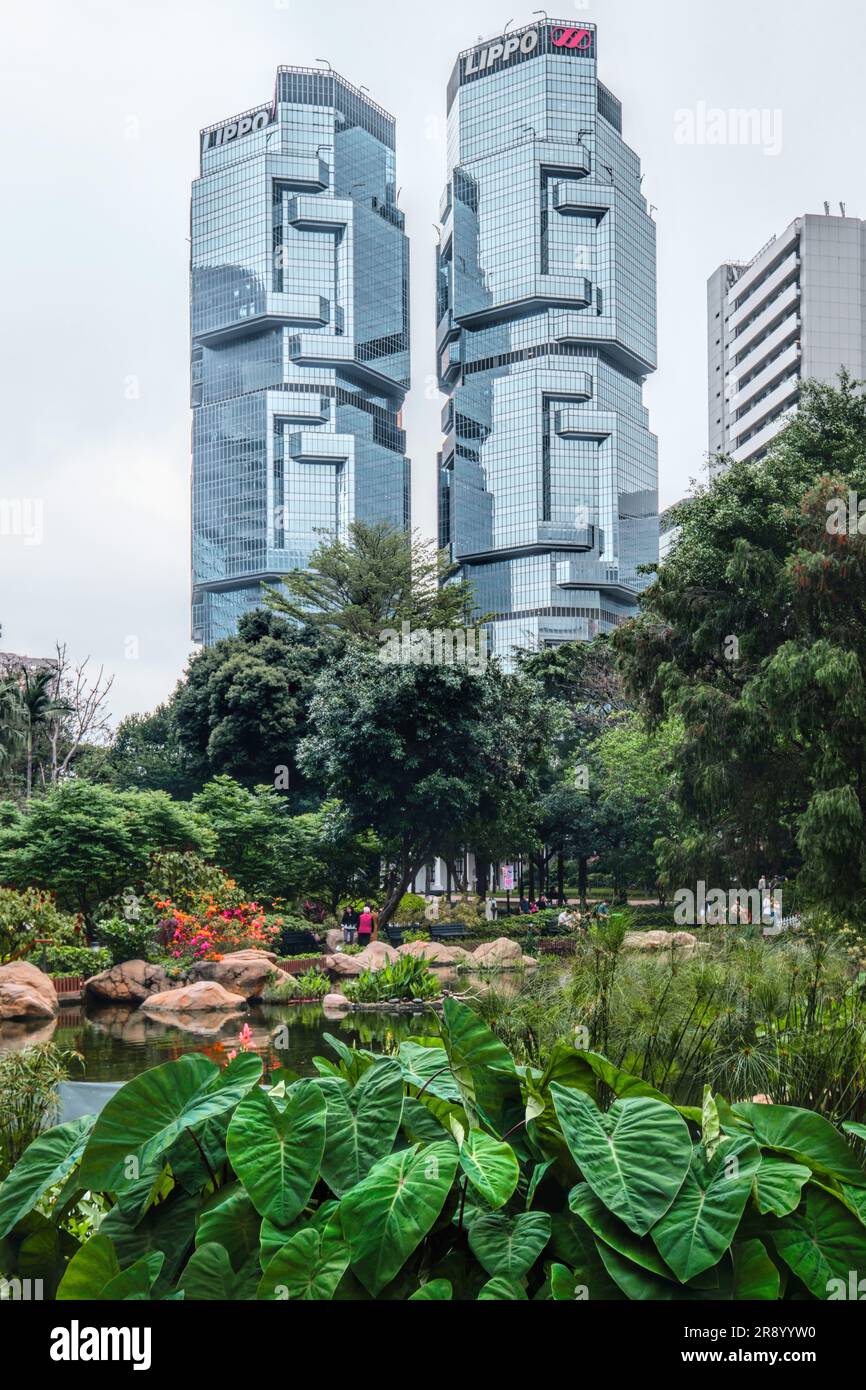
[1,0,863,719]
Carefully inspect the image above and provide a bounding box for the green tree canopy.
[614,375,866,911]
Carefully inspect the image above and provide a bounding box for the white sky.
[2,0,863,719]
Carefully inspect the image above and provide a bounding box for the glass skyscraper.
[437,20,658,658]
[191,68,410,644]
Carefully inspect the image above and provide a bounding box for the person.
[539,893,548,911]
[490,897,499,921]
[340,905,357,946]
[484,897,494,922]
[529,900,539,914]
[357,903,378,946]
[519,895,530,914]
[558,907,571,930]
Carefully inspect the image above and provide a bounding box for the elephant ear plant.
[1,1000,866,1300]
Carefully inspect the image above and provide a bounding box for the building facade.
[708,211,866,472]
[436,20,659,660]
[191,68,410,644]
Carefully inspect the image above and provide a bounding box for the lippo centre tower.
[437,20,659,658]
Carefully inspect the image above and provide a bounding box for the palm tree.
[15,669,69,799]
[0,680,23,777]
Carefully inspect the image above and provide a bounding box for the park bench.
[384,924,404,947]
[430,922,468,942]
[277,927,320,957]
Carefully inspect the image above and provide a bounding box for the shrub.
[0,886,84,964]
[401,927,430,944]
[93,916,160,966]
[343,955,440,1004]
[1,1005,863,1301]
[0,1043,81,1178]
[260,967,329,1003]
[155,898,282,964]
[141,852,242,914]
[392,893,426,924]
[43,945,111,979]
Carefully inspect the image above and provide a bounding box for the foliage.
[154,898,282,964]
[392,893,427,924]
[0,1043,81,1178]
[0,781,212,929]
[2,1004,865,1300]
[614,376,866,914]
[0,886,84,963]
[101,704,206,799]
[263,520,479,644]
[260,967,330,1002]
[299,649,556,922]
[93,917,161,967]
[42,945,110,979]
[343,955,441,1004]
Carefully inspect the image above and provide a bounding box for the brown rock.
[622,930,698,953]
[327,940,399,977]
[322,993,352,1011]
[141,981,248,1014]
[86,959,171,1005]
[468,937,525,969]
[397,940,470,966]
[0,961,58,1018]
[189,954,280,1000]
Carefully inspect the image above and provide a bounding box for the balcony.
[269,293,330,326]
[733,376,801,445]
[552,175,593,216]
[536,275,593,308]
[729,342,801,415]
[286,432,352,464]
[731,281,799,357]
[439,337,462,382]
[731,404,798,463]
[727,219,800,309]
[730,311,799,384]
[728,250,799,332]
[285,195,351,230]
[277,155,329,192]
[277,392,329,423]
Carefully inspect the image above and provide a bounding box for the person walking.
[340,905,357,946]
[358,903,378,946]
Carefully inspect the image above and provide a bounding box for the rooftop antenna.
[824,201,830,215]
[840,202,847,216]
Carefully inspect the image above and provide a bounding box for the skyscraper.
[436,20,658,659]
[191,68,410,644]
[708,211,866,472]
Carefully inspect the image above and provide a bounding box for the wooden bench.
[430,922,468,942]
[385,924,405,947]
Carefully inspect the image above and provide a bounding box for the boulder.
[0,961,58,1018]
[189,954,280,1000]
[623,930,698,953]
[327,940,400,977]
[141,981,248,1014]
[85,959,171,1005]
[397,940,470,965]
[468,937,525,970]
[322,993,352,1012]
[522,955,538,967]
[324,929,344,953]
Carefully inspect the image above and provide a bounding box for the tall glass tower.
[191,68,410,644]
[437,20,658,657]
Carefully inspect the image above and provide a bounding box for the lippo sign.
[203,107,275,152]
[464,25,593,76]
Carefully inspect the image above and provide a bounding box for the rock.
[0,961,58,1018]
[522,955,538,967]
[327,940,400,977]
[397,940,470,965]
[322,992,351,1011]
[623,930,698,953]
[142,981,248,1014]
[86,959,171,1005]
[190,954,281,1000]
[324,929,344,953]
[224,948,279,963]
[467,937,525,970]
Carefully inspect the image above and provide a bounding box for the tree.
[614,375,866,914]
[263,521,480,643]
[190,776,320,902]
[0,782,213,932]
[298,648,555,923]
[15,668,68,799]
[170,611,331,794]
[102,705,206,799]
[590,715,683,901]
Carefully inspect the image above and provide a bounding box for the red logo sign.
[552,27,592,50]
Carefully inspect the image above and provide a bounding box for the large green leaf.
[409,1278,453,1300]
[340,1141,458,1295]
[568,1183,674,1278]
[753,1157,811,1217]
[731,1238,780,1300]
[195,1184,261,1272]
[597,1243,704,1301]
[440,998,523,1137]
[772,1186,866,1299]
[397,1041,463,1104]
[319,1059,404,1196]
[257,1227,350,1300]
[227,1083,326,1226]
[79,1053,262,1192]
[651,1133,762,1281]
[0,1115,95,1239]
[458,1130,520,1210]
[477,1275,528,1299]
[551,1084,692,1235]
[467,1210,551,1279]
[178,1241,259,1300]
[100,1252,164,1301]
[56,1232,120,1300]
[549,1211,625,1300]
[542,1046,671,1105]
[99,1189,200,1290]
[731,1102,866,1186]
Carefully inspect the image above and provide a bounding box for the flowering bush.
[0,887,84,964]
[154,894,282,963]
